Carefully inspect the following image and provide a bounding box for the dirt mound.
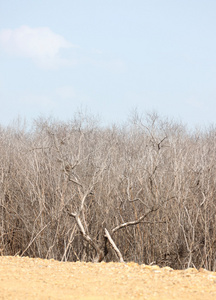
[0,256,216,299]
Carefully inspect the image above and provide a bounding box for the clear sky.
[0,0,216,128]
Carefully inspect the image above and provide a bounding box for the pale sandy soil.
[0,256,216,299]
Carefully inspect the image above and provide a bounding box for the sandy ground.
[0,256,216,299]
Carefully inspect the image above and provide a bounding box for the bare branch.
[157,136,167,150]
[112,197,174,234]
[66,209,104,262]
[112,209,157,234]
[68,177,83,188]
[21,221,51,257]
[104,228,124,263]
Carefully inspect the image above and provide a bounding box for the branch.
[112,197,174,234]
[157,136,167,150]
[112,209,157,234]
[67,210,104,262]
[21,221,51,257]
[68,177,83,187]
[104,228,124,263]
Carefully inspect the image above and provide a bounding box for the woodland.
[1,112,216,270]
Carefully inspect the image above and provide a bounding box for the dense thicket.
[1,113,216,270]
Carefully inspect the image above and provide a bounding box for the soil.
[0,256,216,299]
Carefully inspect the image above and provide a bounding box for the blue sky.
[0,0,216,128]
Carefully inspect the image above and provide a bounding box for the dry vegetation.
[1,112,216,270]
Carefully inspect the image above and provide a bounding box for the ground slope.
[0,256,216,299]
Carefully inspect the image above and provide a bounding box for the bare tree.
[1,113,216,269]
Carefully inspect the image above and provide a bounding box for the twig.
[21,221,51,257]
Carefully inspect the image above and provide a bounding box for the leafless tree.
[0,113,216,269]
